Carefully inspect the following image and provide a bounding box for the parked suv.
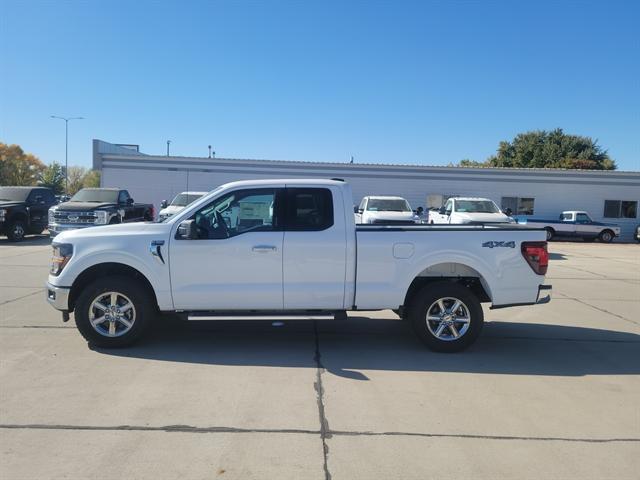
[0,186,57,241]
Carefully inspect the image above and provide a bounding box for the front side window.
[444,200,453,215]
[286,188,333,231]
[191,188,279,239]
[604,200,638,219]
[118,191,130,204]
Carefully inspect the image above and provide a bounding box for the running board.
[186,311,346,321]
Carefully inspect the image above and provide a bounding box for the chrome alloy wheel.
[425,297,471,341]
[88,291,136,337]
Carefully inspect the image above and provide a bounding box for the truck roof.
[219,178,349,189]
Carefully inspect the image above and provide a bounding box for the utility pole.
[166,140,171,156]
[50,115,84,193]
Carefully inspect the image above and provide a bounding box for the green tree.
[487,129,615,170]
[457,129,616,170]
[38,162,66,194]
[0,143,46,185]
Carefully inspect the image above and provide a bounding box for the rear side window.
[286,188,333,231]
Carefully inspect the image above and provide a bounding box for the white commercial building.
[94,140,640,241]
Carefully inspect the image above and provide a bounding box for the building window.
[604,200,637,219]
[501,197,535,215]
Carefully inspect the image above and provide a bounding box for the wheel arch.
[68,262,158,312]
[403,262,492,308]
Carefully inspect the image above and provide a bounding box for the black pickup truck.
[0,186,58,241]
[48,188,154,237]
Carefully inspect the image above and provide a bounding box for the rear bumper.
[536,284,552,304]
[490,284,552,309]
[45,282,70,311]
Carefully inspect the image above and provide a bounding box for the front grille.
[52,211,98,224]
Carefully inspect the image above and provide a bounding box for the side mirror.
[177,219,198,239]
[438,207,446,215]
[161,200,168,209]
[354,206,359,213]
[504,208,513,216]
[127,198,134,205]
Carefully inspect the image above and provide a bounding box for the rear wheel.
[74,276,154,347]
[408,282,483,352]
[6,220,26,242]
[599,230,614,243]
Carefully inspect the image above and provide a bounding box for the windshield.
[367,199,411,212]
[0,187,31,201]
[171,193,205,207]
[455,200,500,213]
[70,189,119,203]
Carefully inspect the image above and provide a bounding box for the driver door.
[169,188,285,310]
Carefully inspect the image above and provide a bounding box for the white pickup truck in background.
[45,179,551,353]
[158,191,208,222]
[430,197,513,224]
[355,195,419,224]
[516,211,621,242]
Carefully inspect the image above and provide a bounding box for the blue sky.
[1,0,639,170]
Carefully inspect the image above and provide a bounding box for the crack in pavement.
[1,423,637,444]
[0,289,43,306]
[556,293,640,326]
[313,321,332,480]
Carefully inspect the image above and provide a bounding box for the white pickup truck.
[430,197,513,224]
[355,196,419,224]
[46,179,551,352]
[516,211,621,242]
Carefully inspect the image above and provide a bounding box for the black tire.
[599,229,614,243]
[408,281,484,353]
[6,220,27,242]
[545,227,555,241]
[74,275,155,347]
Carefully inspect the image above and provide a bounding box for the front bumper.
[46,282,71,311]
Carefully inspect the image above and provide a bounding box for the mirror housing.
[177,220,198,239]
[353,206,359,213]
[160,200,168,209]
[127,198,134,205]
[438,207,446,215]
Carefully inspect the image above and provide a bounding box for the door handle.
[252,245,277,253]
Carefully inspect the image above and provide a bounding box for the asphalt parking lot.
[1,236,639,479]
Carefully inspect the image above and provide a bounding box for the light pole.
[50,115,84,193]
[167,140,171,156]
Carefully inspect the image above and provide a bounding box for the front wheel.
[74,276,155,347]
[408,282,484,352]
[545,228,555,241]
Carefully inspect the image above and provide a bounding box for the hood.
[366,211,417,220]
[0,201,24,208]
[456,212,512,223]
[54,201,115,211]
[53,221,166,243]
[159,205,185,216]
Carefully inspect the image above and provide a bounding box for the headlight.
[95,211,108,224]
[48,209,55,224]
[0,208,6,221]
[50,243,73,276]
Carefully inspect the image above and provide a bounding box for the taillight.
[150,206,155,221]
[521,241,548,275]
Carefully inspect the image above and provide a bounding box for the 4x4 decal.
[482,240,515,248]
